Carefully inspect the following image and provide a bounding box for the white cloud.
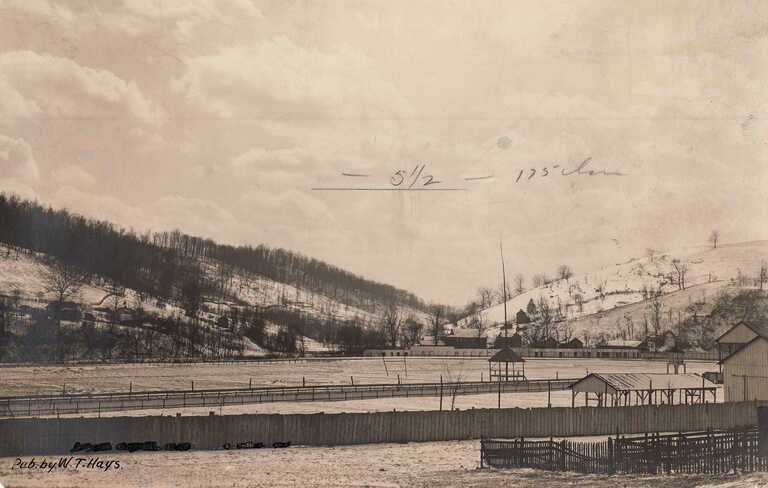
[49,186,144,228]
[0,51,162,121]
[115,0,262,42]
[51,164,96,188]
[147,195,245,240]
[231,147,307,169]
[173,36,412,118]
[0,0,75,24]
[0,134,39,181]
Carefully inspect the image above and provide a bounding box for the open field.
[0,358,719,397]
[0,440,763,488]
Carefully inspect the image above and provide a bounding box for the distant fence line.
[1,401,765,457]
[0,379,576,418]
[482,428,767,474]
[0,347,719,368]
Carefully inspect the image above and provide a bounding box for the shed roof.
[571,372,715,392]
[604,339,642,348]
[715,320,768,343]
[488,347,524,363]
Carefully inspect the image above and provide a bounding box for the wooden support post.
[439,375,443,411]
[498,374,501,409]
[548,380,551,408]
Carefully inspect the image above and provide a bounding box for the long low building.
[400,345,717,360]
[570,372,718,407]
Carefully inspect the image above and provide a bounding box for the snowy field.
[0,440,763,488]
[0,358,718,397]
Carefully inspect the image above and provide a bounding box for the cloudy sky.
[0,0,766,305]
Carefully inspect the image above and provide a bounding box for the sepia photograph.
[0,1,767,486]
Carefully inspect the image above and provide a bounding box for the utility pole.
[500,240,509,338]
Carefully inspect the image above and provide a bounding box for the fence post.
[608,437,614,474]
[439,376,443,411]
[547,381,551,408]
[561,439,566,471]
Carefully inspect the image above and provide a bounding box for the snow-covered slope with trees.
[454,241,768,344]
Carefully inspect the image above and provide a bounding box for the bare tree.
[574,293,584,313]
[532,273,548,288]
[382,304,402,347]
[466,304,488,338]
[512,274,525,295]
[216,263,235,314]
[760,261,768,291]
[708,230,720,249]
[99,280,126,329]
[645,248,658,263]
[535,296,553,340]
[557,265,573,281]
[401,316,423,348]
[428,304,446,342]
[44,261,83,360]
[671,259,688,290]
[557,322,574,342]
[649,295,663,335]
[477,287,495,309]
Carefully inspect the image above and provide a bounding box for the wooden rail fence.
[0,378,575,417]
[481,428,768,474]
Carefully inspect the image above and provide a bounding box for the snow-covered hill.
[0,244,429,356]
[454,241,768,341]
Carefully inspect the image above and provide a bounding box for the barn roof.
[716,320,768,343]
[571,372,715,392]
[488,347,524,363]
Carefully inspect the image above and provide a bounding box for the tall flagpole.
[500,240,508,338]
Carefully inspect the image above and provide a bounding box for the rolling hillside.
[0,196,434,362]
[454,241,768,345]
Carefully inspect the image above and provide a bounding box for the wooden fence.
[3,401,767,457]
[0,378,575,418]
[481,428,768,474]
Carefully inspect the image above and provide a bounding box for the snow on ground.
[0,440,761,488]
[455,241,768,340]
[46,386,722,419]
[0,358,718,397]
[0,244,423,355]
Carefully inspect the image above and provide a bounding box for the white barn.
[721,335,768,402]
